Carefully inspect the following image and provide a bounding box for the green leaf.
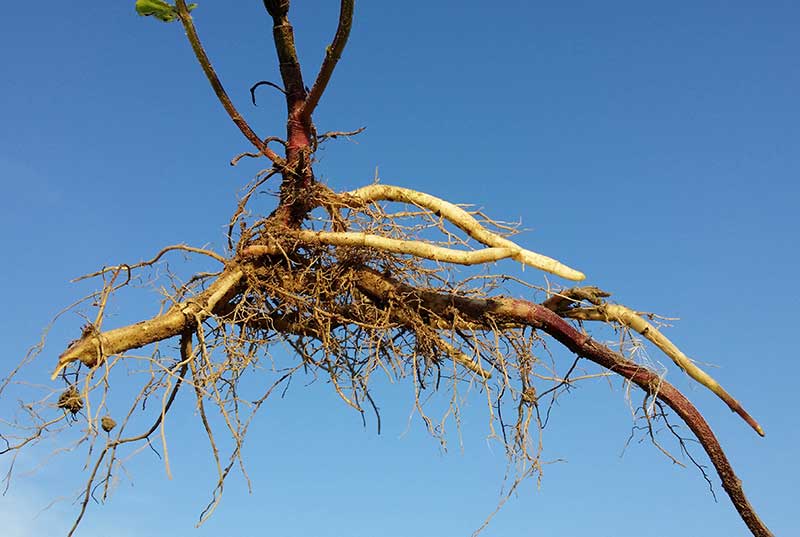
[135,0,178,23]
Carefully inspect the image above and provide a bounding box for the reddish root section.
[353,270,772,537]
[511,302,773,537]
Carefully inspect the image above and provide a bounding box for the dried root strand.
[434,337,491,379]
[73,244,225,283]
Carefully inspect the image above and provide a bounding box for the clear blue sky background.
[1,2,798,536]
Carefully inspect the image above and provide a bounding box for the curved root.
[348,184,586,281]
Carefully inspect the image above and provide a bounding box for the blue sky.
[1,1,798,535]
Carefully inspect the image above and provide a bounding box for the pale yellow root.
[348,184,586,281]
[249,231,516,266]
[566,304,764,436]
[51,268,245,380]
